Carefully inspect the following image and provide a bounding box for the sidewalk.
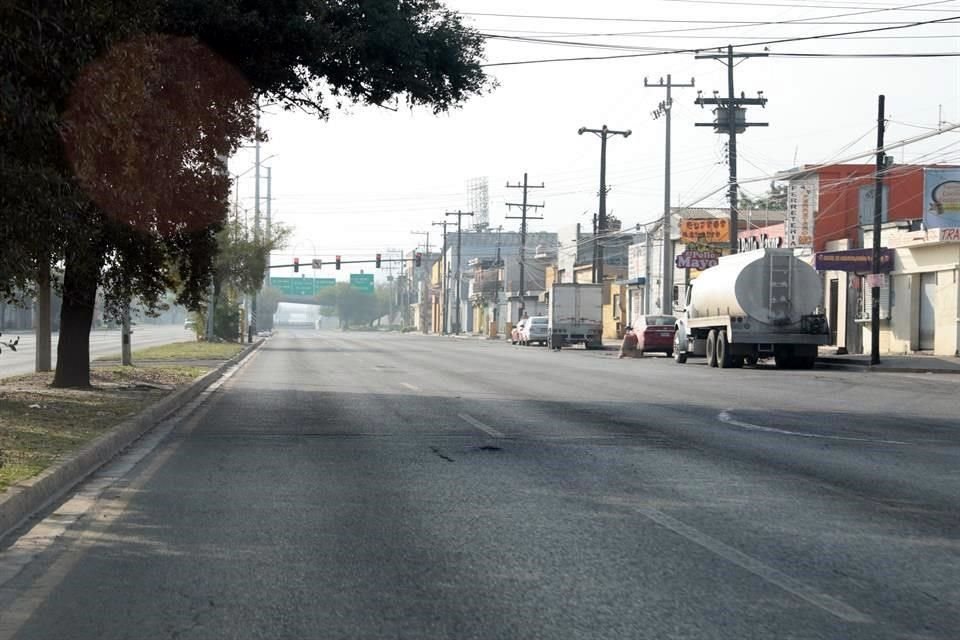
[816,347,960,374]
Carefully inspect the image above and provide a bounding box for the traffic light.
[293,257,299,273]
[375,253,382,269]
[335,255,341,270]
[415,252,422,267]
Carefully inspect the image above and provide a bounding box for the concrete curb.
[0,339,265,540]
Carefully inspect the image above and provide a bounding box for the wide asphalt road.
[1,329,957,639]
[0,324,196,379]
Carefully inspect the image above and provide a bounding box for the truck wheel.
[672,334,687,363]
[706,330,718,368]
[717,331,733,369]
[775,354,794,369]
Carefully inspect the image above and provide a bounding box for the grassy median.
[1,341,246,492]
[96,340,246,361]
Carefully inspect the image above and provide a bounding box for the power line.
[480,14,960,67]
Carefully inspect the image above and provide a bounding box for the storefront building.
[810,165,960,356]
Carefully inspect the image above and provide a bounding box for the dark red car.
[635,315,677,356]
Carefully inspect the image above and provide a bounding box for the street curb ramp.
[0,340,265,541]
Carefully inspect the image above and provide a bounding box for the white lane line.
[401,382,420,392]
[458,413,505,439]
[718,410,911,446]
[633,505,874,624]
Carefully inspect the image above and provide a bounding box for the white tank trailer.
[673,248,830,369]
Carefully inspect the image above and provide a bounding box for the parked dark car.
[635,315,677,356]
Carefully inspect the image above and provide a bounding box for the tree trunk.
[51,238,101,388]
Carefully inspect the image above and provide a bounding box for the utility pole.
[506,173,544,320]
[646,75,695,314]
[695,46,768,253]
[250,109,261,336]
[578,125,632,284]
[445,210,474,334]
[432,220,451,334]
[493,225,504,330]
[871,94,886,366]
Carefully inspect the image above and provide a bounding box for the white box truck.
[548,283,604,350]
[673,248,830,369]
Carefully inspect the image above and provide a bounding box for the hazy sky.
[228,0,960,281]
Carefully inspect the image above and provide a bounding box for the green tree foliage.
[205,220,289,340]
[316,283,390,329]
[258,288,282,332]
[1,0,489,387]
[740,182,788,211]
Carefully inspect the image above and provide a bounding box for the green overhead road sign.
[349,273,375,293]
[269,277,336,297]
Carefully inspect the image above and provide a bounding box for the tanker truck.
[672,248,830,369]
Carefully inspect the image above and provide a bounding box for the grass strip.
[0,365,207,492]
[96,341,245,362]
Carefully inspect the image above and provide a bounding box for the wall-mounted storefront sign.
[786,176,817,247]
[942,227,960,242]
[680,218,729,245]
[676,249,721,270]
[924,168,960,229]
[738,223,785,253]
[814,248,894,273]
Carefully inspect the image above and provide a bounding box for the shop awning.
[814,248,894,273]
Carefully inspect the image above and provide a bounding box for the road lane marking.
[632,504,874,624]
[400,382,420,392]
[718,410,910,446]
[458,413,505,439]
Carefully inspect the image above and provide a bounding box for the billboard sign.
[814,248,894,273]
[923,168,960,229]
[785,176,817,247]
[680,218,729,245]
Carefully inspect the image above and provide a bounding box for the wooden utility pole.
[445,211,474,334]
[506,173,544,320]
[871,95,886,366]
[578,126,631,284]
[695,46,768,253]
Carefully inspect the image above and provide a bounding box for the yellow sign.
[681,218,729,245]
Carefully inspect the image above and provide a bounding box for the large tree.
[1,1,489,387]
